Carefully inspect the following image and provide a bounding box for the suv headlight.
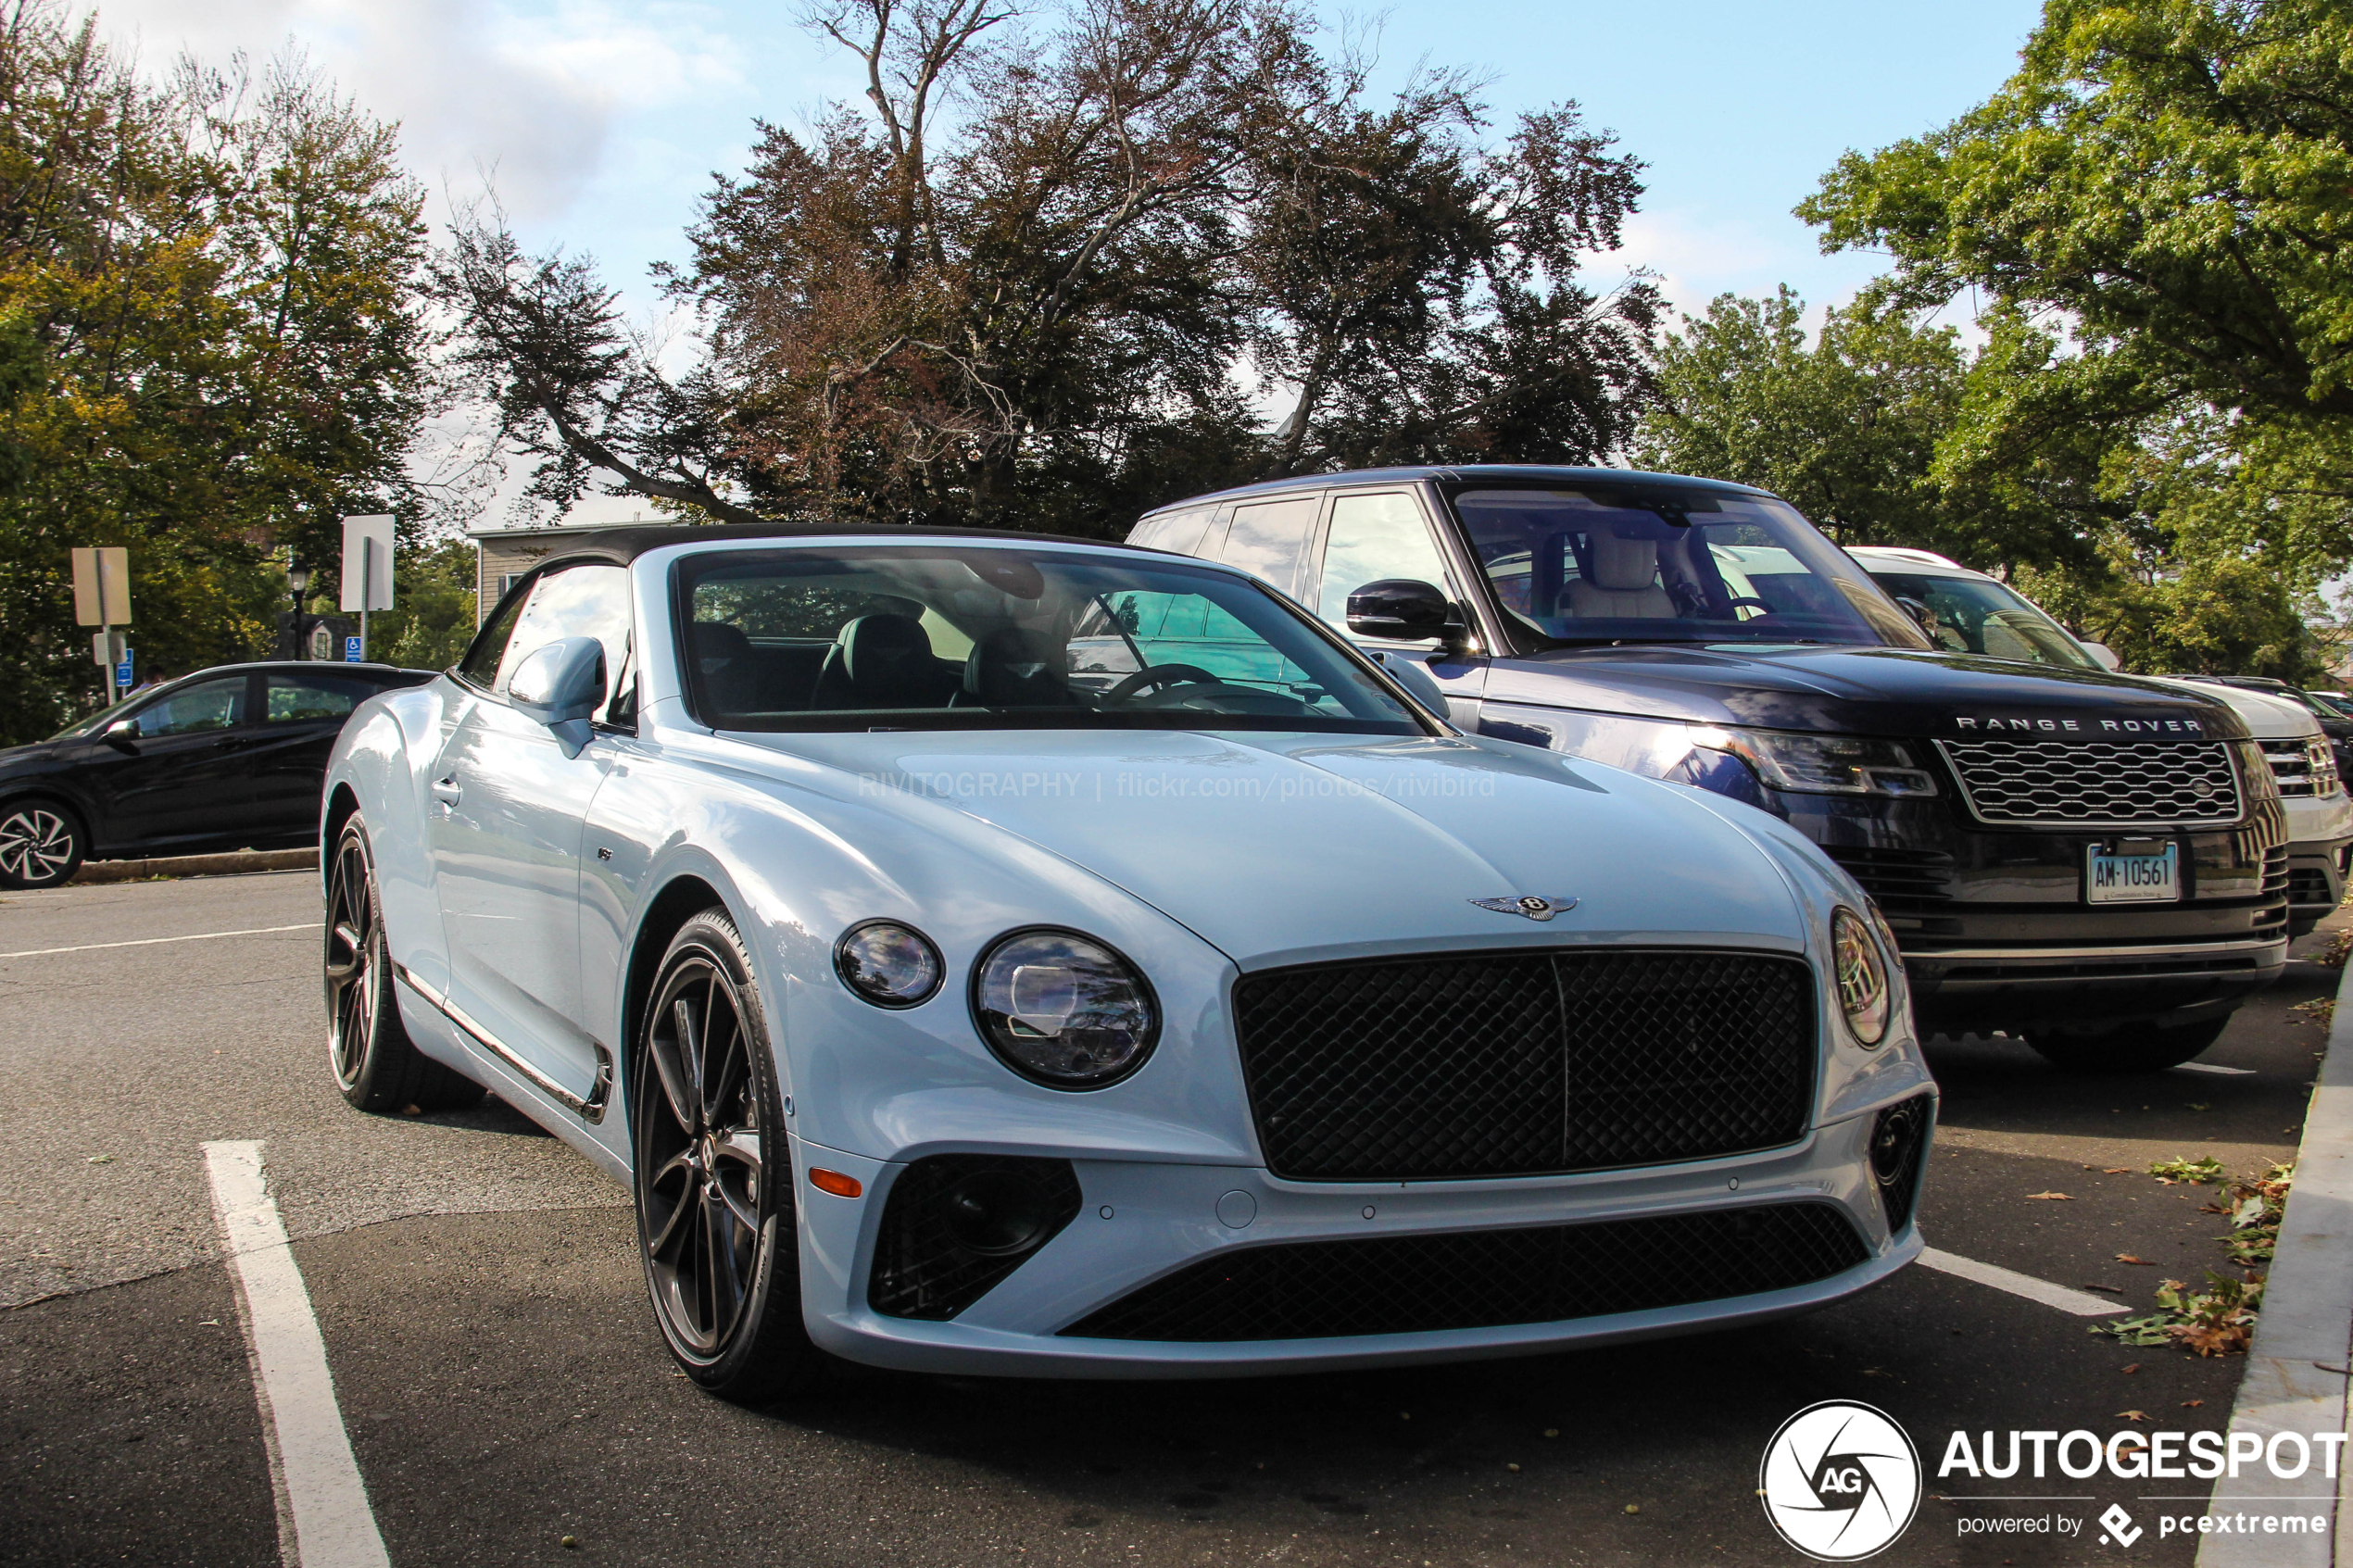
[1688,726,1938,797]
[972,929,1159,1088]
[1831,907,1891,1047]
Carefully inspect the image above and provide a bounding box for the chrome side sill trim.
[392,961,611,1123]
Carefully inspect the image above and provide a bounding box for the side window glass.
[1315,493,1453,628]
[134,677,247,737]
[1219,496,1320,596]
[1129,507,1214,558]
[490,565,633,703]
[264,674,371,722]
[459,578,532,688]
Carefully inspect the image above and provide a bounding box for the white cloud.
[95,0,743,222]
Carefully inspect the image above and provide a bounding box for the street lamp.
[287,559,311,660]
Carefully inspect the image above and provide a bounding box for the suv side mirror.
[102,718,139,747]
[506,636,606,755]
[1347,579,1459,643]
[1894,596,1937,633]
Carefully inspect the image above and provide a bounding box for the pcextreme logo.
[1760,1400,1923,1562]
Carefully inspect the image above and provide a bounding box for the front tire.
[325,819,482,1112]
[633,908,819,1402]
[2023,1014,2233,1073]
[0,798,84,889]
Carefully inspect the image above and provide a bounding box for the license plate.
[2087,843,2179,904]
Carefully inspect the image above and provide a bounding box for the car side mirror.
[1894,596,1937,633]
[102,718,139,747]
[2081,641,2122,671]
[1347,579,1460,644]
[506,636,606,756]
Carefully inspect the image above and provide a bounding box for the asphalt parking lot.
[0,870,2337,1567]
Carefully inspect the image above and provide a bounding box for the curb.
[2198,959,2353,1568]
[68,848,317,884]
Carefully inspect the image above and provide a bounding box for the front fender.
[324,682,455,997]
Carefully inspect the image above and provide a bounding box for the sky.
[96,0,2048,524]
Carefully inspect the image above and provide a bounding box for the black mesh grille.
[1234,948,1816,1181]
[1060,1202,1869,1341]
[868,1155,1082,1321]
[1935,738,2242,826]
[1869,1096,1932,1236]
[2291,867,2334,906]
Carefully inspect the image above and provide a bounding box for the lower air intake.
[1869,1096,1933,1236]
[1060,1201,1869,1342]
[869,1154,1081,1321]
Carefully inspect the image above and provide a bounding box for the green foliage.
[0,6,430,744]
[2148,1155,2225,1185]
[367,540,479,672]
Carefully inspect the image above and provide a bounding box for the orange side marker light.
[808,1168,862,1198]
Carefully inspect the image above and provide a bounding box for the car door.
[82,673,262,852]
[426,562,633,1103]
[246,671,386,842]
[1305,489,1491,725]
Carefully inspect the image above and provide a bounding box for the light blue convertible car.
[321,524,1935,1399]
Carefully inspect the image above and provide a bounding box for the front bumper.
[786,1097,1927,1378]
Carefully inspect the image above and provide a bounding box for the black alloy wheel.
[0,800,83,889]
[324,819,481,1113]
[633,908,817,1400]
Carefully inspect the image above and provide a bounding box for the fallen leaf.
[1623,1504,1641,1515]
[398,1103,422,1116]
[2083,1283,2124,1293]
[2120,1363,2141,1374]
[2027,1191,2072,1200]
[2118,1254,2155,1265]
[2182,1399,2205,1408]
[2115,1410,2149,1422]
[2186,1103,2211,1112]
[2106,1168,2133,1173]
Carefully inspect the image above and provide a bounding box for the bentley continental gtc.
[320,525,1935,1399]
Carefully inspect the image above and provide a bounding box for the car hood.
[2143,678,2314,740]
[723,728,1808,967]
[0,738,68,776]
[1482,644,2249,743]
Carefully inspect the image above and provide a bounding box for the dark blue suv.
[1132,466,2287,1073]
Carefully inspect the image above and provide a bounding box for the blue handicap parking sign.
[344,635,362,662]
[114,649,132,687]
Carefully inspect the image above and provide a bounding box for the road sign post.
[71,547,132,705]
[340,516,394,663]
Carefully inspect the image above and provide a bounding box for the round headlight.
[835,920,944,1008]
[1831,906,1891,1047]
[972,928,1158,1088]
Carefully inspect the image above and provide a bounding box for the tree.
[439,0,1660,537]
[1800,0,2353,426]
[0,7,431,744]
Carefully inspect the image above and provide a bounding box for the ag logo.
[1759,1400,1921,1561]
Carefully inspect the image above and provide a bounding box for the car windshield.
[1448,484,1929,650]
[1865,570,2102,671]
[674,546,1429,734]
[2308,692,2353,721]
[48,688,150,740]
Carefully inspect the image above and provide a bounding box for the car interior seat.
[810,614,960,709]
[687,621,765,713]
[1565,533,1676,619]
[957,626,1076,708]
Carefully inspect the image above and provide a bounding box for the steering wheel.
[1103,663,1227,704]
[1726,596,1774,616]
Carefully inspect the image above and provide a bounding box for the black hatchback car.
[0,661,435,888]
[1133,466,2287,1073]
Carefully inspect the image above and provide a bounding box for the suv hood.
[726,729,1809,967]
[1484,645,2248,744]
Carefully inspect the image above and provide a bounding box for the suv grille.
[1060,1201,1870,1341]
[1233,948,1815,1182]
[2260,736,2341,799]
[1822,846,1956,908]
[1935,738,2243,827]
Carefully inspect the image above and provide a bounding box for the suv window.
[1129,507,1215,557]
[133,676,248,737]
[485,564,633,714]
[1218,495,1320,596]
[265,672,376,722]
[1314,492,1453,629]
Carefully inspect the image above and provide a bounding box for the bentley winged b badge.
[1471,894,1579,922]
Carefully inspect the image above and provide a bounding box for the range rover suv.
[1129,466,2288,1072]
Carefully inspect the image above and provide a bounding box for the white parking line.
[2175,1061,2258,1076]
[0,922,317,959]
[1918,1247,2132,1317]
[202,1141,389,1568]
